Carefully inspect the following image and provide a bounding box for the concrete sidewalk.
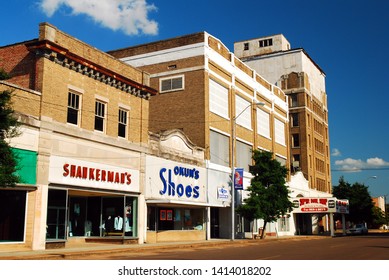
[0,235,327,260]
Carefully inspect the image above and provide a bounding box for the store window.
[47,190,138,240]
[69,195,137,237]
[46,189,67,240]
[0,190,27,242]
[147,207,205,231]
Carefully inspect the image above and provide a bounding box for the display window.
[147,206,205,231]
[0,189,27,242]
[46,189,67,240]
[46,188,137,240]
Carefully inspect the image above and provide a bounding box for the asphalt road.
[69,232,389,260]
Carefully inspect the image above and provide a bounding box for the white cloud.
[39,0,158,35]
[331,148,341,157]
[334,157,389,172]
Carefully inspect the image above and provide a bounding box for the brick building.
[108,32,290,238]
[0,22,157,250]
[234,34,333,235]
[234,34,331,194]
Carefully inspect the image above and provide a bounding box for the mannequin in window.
[114,214,123,231]
[125,205,132,236]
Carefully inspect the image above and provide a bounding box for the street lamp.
[231,101,265,240]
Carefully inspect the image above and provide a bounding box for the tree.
[236,150,293,239]
[0,89,20,187]
[332,176,374,226]
[371,206,386,229]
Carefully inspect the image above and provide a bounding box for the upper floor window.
[95,100,106,132]
[275,118,286,146]
[292,134,300,147]
[259,38,273,48]
[290,94,298,107]
[209,130,229,167]
[257,109,270,138]
[236,140,252,172]
[209,79,229,119]
[67,92,80,125]
[291,113,299,127]
[118,108,128,138]
[235,96,252,129]
[244,42,249,50]
[160,75,184,93]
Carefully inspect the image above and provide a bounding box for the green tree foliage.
[332,176,374,226]
[371,206,386,228]
[0,90,20,187]
[236,150,293,239]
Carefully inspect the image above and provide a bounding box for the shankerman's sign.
[292,197,349,214]
[49,156,140,192]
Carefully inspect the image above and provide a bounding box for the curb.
[0,235,328,260]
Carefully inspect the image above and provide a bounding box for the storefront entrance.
[295,213,313,235]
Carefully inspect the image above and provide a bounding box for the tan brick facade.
[108,32,290,172]
[0,23,158,251]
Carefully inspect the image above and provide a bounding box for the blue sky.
[1,0,389,198]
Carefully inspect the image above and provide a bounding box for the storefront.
[145,155,207,243]
[291,197,349,236]
[0,148,37,250]
[47,156,140,245]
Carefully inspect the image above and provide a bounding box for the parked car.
[346,224,368,235]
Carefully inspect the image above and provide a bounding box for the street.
[68,232,389,260]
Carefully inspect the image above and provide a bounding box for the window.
[291,113,299,127]
[210,130,229,166]
[276,155,287,166]
[292,154,300,171]
[277,216,290,232]
[236,141,252,172]
[257,109,270,138]
[46,189,67,240]
[259,38,273,48]
[209,79,229,119]
[292,134,300,147]
[95,100,106,132]
[274,119,286,145]
[118,109,128,138]
[67,92,80,125]
[235,96,251,129]
[244,42,249,50]
[160,76,184,92]
[290,94,298,107]
[0,190,27,242]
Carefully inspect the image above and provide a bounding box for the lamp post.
[231,101,265,241]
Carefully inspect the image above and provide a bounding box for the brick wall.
[0,41,37,90]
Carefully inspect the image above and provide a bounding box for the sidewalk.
[0,235,327,260]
